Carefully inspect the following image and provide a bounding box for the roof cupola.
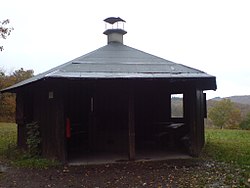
[103,17,127,44]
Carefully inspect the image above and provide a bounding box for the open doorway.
[65,84,92,160]
[135,88,189,156]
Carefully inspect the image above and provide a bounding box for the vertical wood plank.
[57,86,66,162]
[16,91,27,149]
[16,92,24,125]
[128,86,135,160]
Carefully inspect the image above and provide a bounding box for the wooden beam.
[128,87,135,160]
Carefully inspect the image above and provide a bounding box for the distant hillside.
[208,95,250,118]
[171,95,250,117]
[212,95,250,105]
[171,95,250,128]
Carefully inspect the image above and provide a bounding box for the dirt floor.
[0,159,248,188]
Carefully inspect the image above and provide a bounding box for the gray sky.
[1,0,250,99]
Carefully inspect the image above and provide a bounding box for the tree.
[208,99,241,129]
[239,112,250,130]
[0,68,33,122]
[12,68,34,83]
[0,19,14,51]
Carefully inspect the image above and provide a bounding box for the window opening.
[171,94,184,118]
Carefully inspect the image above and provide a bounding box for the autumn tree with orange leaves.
[0,68,33,122]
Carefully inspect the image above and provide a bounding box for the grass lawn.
[0,122,58,168]
[204,129,250,167]
[0,122,17,157]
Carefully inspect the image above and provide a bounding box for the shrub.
[26,121,41,157]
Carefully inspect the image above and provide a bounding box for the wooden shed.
[1,17,216,163]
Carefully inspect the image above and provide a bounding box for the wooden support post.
[187,89,205,157]
[16,93,25,148]
[128,87,135,160]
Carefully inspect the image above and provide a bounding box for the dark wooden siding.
[16,92,26,149]
[35,81,66,161]
[15,78,209,161]
[16,88,33,149]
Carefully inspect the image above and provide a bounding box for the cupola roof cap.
[104,17,126,24]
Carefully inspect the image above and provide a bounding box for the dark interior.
[65,81,190,160]
[66,83,91,156]
[134,84,189,152]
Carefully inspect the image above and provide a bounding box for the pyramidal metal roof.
[1,42,216,92]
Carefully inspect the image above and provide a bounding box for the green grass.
[204,129,250,172]
[12,157,59,168]
[0,122,17,156]
[0,122,59,168]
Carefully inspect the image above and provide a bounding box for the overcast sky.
[1,0,250,99]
